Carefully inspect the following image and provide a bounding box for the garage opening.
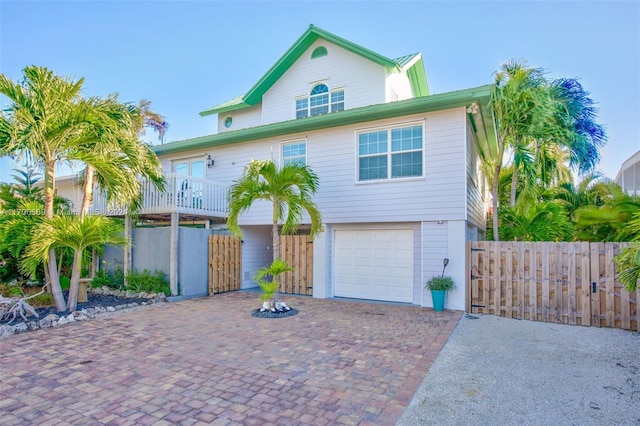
[334,229,413,303]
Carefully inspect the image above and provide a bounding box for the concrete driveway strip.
[0,292,460,425]
[399,314,640,426]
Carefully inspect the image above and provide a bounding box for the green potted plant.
[426,258,454,311]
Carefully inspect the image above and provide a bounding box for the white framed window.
[282,141,307,165]
[357,123,423,181]
[295,83,344,119]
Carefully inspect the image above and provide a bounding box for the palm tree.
[227,159,322,263]
[492,201,573,242]
[0,66,165,311]
[22,215,127,311]
[615,212,640,292]
[488,60,551,240]
[551,78,606,175]
[78,98,166,216]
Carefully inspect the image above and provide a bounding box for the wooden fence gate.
[467,241,639,331]
[279,234,314,295]
[208,235,242,294]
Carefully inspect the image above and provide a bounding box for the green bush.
[91,268,125,290]
[60,276,70,291]
[125,269,169,295]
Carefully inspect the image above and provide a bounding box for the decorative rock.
[66,314,75,323]
[13,323,28,333]
[58,316,68,325]
[39,314,59,328]
[106,306,115,312]
[26,321,39,331]
[0,325,14,337]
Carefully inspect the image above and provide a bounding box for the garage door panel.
[335,229,413,303]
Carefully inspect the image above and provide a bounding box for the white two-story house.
[136,24,497,310]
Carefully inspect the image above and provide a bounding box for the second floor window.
[296,84,344,119]
[283,141,307,165]
[358,124,423,181]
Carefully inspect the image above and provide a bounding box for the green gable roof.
[161,84,496,158]
[199,25,429,117]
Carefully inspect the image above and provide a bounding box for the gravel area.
[398,314,640,426]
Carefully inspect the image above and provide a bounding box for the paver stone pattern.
[0,292,460,425]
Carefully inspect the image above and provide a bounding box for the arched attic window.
[311,46,328,59]
[295,83,344,119]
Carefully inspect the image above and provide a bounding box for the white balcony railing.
[91,173,228,217]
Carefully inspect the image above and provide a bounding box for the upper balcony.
[90,173,229,220]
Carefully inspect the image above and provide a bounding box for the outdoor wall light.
[206,154,214,168]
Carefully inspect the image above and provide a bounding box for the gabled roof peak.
[200,25,428,117]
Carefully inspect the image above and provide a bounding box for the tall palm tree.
[551,78,606,175]
[78,98,166,216]
[22,215,127,311]
[227,160,322,262]
[488,60,550,240]
[0,66,165,311]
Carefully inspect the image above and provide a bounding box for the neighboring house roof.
[199,24,429,117]
[156,84,497,159]
[615,150,640,183]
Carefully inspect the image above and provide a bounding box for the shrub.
[28,292,54,308]
[60,276,70,291]
[91,268,125,290]
[125,269,169,295]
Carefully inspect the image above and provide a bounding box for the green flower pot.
[431,289,446,312]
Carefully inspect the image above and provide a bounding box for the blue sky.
[0,0,638,182]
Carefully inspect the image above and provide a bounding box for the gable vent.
[311,46,328,59]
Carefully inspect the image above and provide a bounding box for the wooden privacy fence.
[279,234,314,295]
[209,235,241,294]
[467,241,639,331]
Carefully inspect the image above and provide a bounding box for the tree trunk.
[67,250,82,312]
[80,165,94,216]
[510,164,519,206]
[44,161,66,312]
[491,138,507,242]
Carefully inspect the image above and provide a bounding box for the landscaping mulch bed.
[251,307,299,318]
[0,290,148,326]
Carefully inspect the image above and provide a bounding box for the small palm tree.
[227,159,322,262]
[255,258,294,310]
[21,215,127,311]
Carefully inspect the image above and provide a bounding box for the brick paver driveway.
[0,292,461,425]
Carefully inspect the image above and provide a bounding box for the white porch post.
[170,212,179,296]
[124,214,132,286]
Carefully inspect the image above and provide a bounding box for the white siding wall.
[422,221,448,307]
[385,70,413,102]
[217,105,263,133]
[261,39,386,125]
[237,225,272,289]
[157,107,469,226]
[54,177,83,212]
[465,119,487,230]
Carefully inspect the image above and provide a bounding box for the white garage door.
[334,229,414,303]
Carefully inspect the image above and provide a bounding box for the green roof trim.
[157,84,496,157]
[198,25,425,117]
[406,57,429,97]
